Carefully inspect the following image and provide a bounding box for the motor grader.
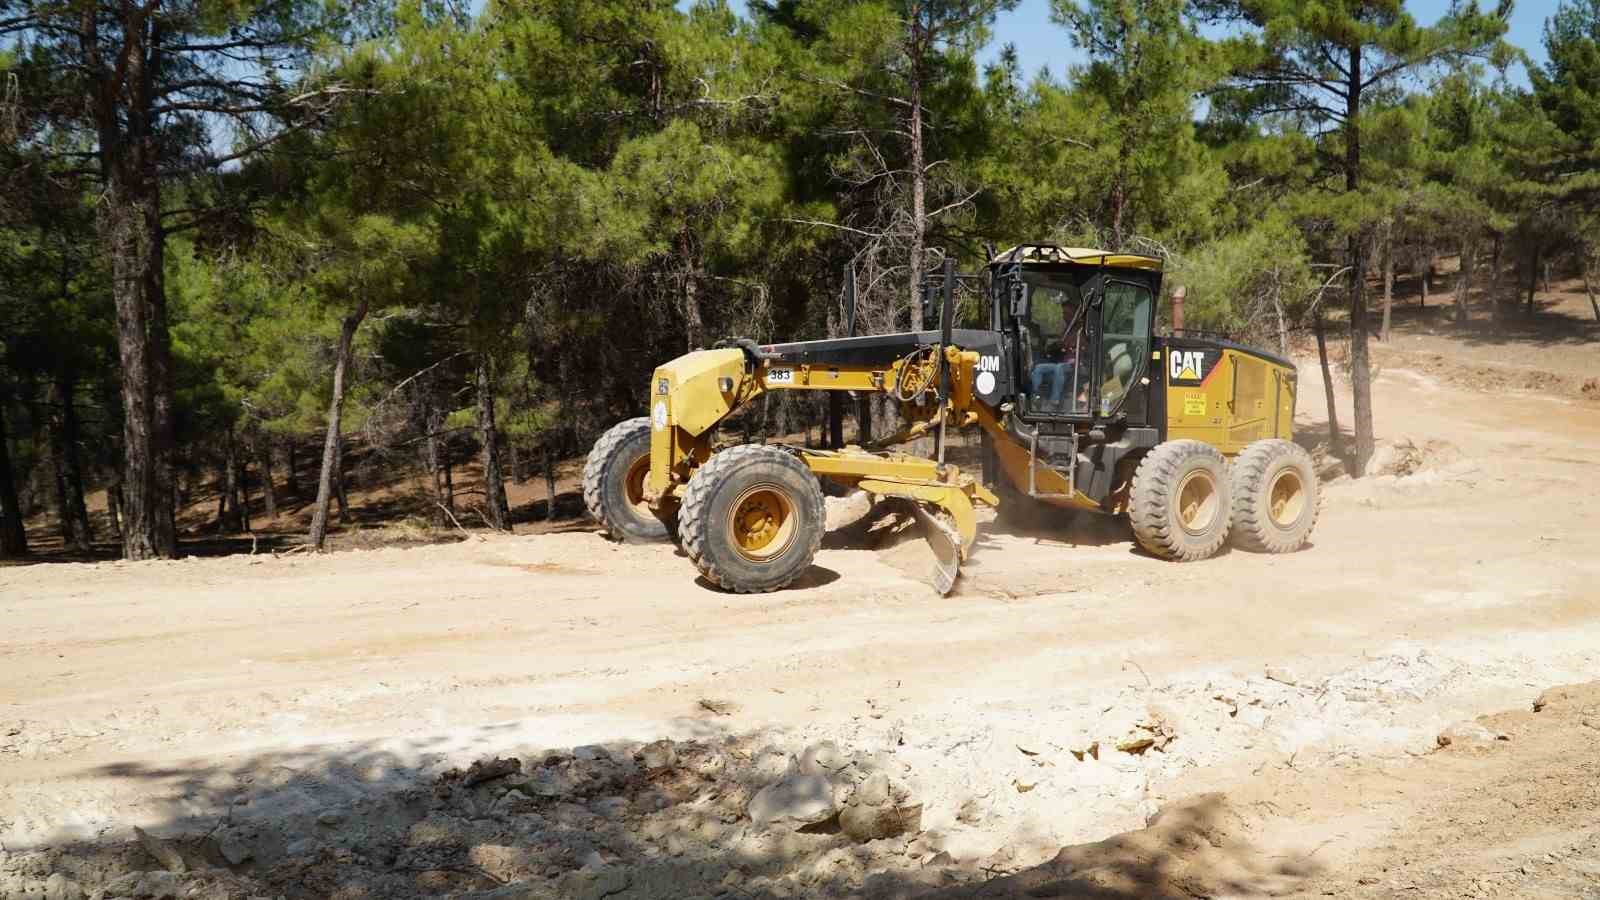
[583,244,1318,594]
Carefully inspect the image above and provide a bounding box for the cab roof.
[991,244,1164,272]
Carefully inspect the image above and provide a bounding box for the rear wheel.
[680,445,825,593]
[1229,439,1319,553]
[1129,440,1231,561]
[583,418,672,543]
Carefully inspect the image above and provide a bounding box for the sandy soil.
[2,322,1598,898]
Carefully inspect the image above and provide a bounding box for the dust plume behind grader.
[583,244,1319,594]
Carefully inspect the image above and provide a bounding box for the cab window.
[1021,274,1089,415]
[1099,281,1153,415]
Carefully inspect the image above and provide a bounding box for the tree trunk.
[235,441,251,533]
[334,436,350,523]
[47,373,94,552]
[422,398,450,517]
[856,395,874,445]
[0,396,28,558]
[1526,245,1541,316]
[220,429,244,534]
[1313,311,1341,455]
[93,6,178,560]
[1380,230,1394,342]
[1584,262,1600,321]
[214,452,230,534]
[309,298,369,550]
[679,240,705,353]
[1272,288,1289,359]
[108,479,123,545]
[1455,239,1476,326]
[543,444,557,522]
[443,447,454,510]
[476,356,511,531]
[284,440,300,497]
[1344,46,1374,477]
[1489,235,1503,329]
[104,169,178,558]
[828,394,845,449]
[510,441,525,485]
[907,26,926,332]
[256,436,277,519]
[1420,254,1431,306]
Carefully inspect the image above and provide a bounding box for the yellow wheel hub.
[1267,468,1306,528]
[623,455,651,517]
[728,485,797,562]
[1176,470,1219,535]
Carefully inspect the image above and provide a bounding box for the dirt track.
[3,332,1599,897]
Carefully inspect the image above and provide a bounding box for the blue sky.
[984,0,1552,85]
[691,0,1555,86]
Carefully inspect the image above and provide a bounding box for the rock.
[44,873,83,900]
[589,796,628,821]
[494,789,535,813]
[798,742,847,776]
[133,827,187,874]
[751,748,790,782]
[1264,666,1299,686]
[552,803,592,826]
[105,872,144,896]
[285,838,319,858]
[748,774,837,828]
[852,772,893,807]
[842,800,922,842]
[464,757,523,786]
[637,740,677,770]
[839,773,922,842]
[572,745,610,763]
[315,810,344,826]
[678,744,726,778]
[217,833,254,866]
[578,849,606,870]
[1437,721,1506,748]
[124,872,182,900]
[955,798,984,825]
[525,767,582,798]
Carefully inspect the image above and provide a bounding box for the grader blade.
[910,502,963,596]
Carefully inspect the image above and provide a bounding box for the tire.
[679,445,826,593]
[1129,440,1232,561]
[582,418,672,544]
[1229,439,1319,553]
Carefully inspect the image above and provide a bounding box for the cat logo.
[1168,349,1216,384]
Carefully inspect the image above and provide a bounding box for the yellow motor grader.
[584,245,1318,594]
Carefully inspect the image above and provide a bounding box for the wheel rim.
[1267,468,1306,528]
[1176,469,1220,536]
[727,484,798,562]
[623,455,651,518]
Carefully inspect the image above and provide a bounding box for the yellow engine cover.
[1163,345,1296,455]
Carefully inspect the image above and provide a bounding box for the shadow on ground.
[0,725,1317,900]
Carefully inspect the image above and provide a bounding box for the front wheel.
[1129,440,1232,561]
[1229,439,1319,553]
[679,445,825,593]
[582,418,673,543]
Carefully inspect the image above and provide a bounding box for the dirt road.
[3,346,1598,898]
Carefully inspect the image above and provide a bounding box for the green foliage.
[6,0,1600,529]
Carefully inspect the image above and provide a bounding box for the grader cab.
[584,244,1319,594]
